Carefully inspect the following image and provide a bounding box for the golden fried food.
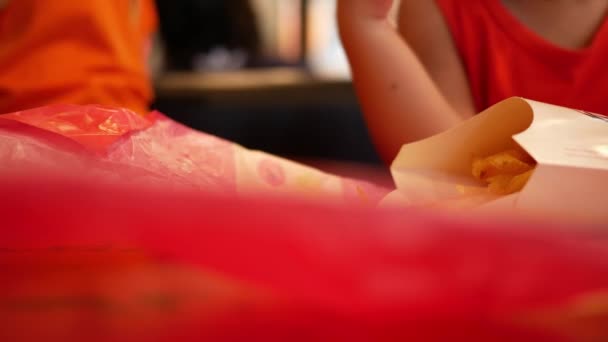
[473,148,536,195]
[472,149,535,180]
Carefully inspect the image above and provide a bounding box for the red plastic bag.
[2,176,608,341]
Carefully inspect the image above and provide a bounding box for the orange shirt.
[0,0,157,115]
[436,0,608,115]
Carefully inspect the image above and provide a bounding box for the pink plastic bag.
[0,104,387,203]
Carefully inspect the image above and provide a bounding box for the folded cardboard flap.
[391,98,534,176]
[511,100,608,223]
[389,97,534,205]
[388,98,608,224]
[515,100,608,170]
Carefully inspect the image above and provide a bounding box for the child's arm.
[337,0,474,163]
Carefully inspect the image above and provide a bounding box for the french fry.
[473,148,536,195]
[487,174,514,195]
[506,169,534,194]
[472,149,535,181]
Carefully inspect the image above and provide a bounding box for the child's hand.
[337,0,395,21]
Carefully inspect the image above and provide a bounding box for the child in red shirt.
[338,0,608,162]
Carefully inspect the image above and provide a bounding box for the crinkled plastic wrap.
[0,105,387,204]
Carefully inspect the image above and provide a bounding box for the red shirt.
[435,0,608,115]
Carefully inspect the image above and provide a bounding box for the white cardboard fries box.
[382,97,608,224]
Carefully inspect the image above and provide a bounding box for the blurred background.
[152,0,398,176]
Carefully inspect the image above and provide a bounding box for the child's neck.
[501,0,608,49]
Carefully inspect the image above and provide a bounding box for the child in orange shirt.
[338,0,608,162]
[0,0,157,115]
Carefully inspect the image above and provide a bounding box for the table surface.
[154,67,356,107]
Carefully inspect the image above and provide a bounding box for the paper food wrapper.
[383,97,608,224]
